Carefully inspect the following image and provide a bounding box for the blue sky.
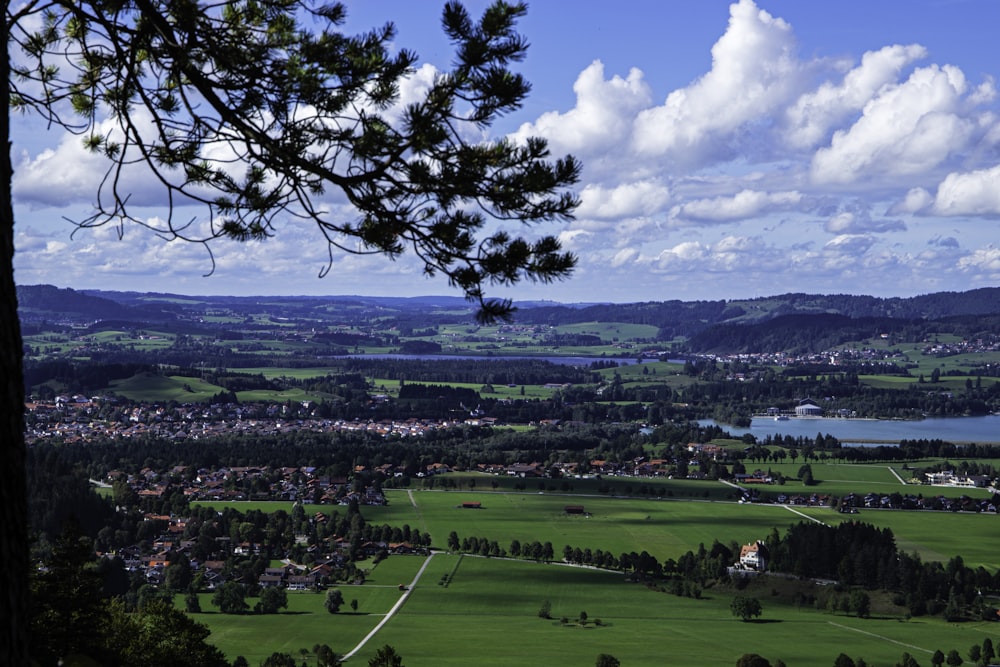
[12,0,1000,304]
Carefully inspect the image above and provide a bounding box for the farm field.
[191,554,1000,667]
[791,505,1000,569]
[358,555,1000,667]
[369,489,798,560]
[193,463,1000,567]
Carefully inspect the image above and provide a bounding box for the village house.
[737,541,768,572]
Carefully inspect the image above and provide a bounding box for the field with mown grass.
[353,555,1000,667]
[187,553,1000,667]
[183,473,1000,665]
[191,459,1000,564]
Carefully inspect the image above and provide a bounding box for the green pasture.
[186,485,1000,664]
[349,554,998,667]
[360,490,796,560]
[186,553,1000,666]
[552,321,661,341]
[417,472,739,501]
[88,329,176,350]
[239,367,346,380]
[791,505,1000,569]
[187,573,411,663]
[106,369,335,404]
[192,500,298,514]
[751,461,994,502]
[108,372,222,402]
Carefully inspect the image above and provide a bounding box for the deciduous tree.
[211,581,249,615]
[731,595,763,622]
[325,587,345,614]
[258,586,288,614]
[368,644,404,667]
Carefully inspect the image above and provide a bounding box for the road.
[341,552,436,662]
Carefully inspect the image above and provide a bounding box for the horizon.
[13,0,1000,303]
[22,281,996,307]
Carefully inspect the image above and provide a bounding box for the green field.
[185,473,1000,666]
[190,554,1000,667]
[355,555,1000,667]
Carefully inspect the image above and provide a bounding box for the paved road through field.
[341,552,435,662]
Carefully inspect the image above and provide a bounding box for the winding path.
[341,553,436,662]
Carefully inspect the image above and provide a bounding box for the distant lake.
[699,415,1000,444]
[334,354,663,366]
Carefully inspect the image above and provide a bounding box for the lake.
[699,415,1000,444]
[334,354,661,366]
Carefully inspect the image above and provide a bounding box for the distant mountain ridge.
[16,285,1000,354]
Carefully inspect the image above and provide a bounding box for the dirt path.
[887,466,907,484]
[341,553,435,662]
[827,621,932,654]
[783,505,828,526]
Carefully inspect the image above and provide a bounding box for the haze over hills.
[16,284,1000,355]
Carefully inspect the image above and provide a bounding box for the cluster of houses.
[839,492,998,513]
[110,464,387,506]
[25,396,485,445]
[923,470,992,488]
[119,514,426,592]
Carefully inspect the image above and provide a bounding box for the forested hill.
[16,284,180,323]
[15,284,1000,348]
[683,312,1000,355]
[511,289,1000,340]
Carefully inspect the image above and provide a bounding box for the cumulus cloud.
[784,44,927,150]
[811,64,990,184]
[888,187,935,215]
[958,246,1000,274]
[928,236,960,249]
[14,0,1000,302]
[668,189,802,224]
[632,0,801,164]
[823,234,876,255]
[610,247,640,268]
[576,179,670,219]
[931,164,1000,216]
[512,61,651,156]
[823,204,906,234]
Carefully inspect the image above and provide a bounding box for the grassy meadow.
[189,468,1000,665]
[190,552,1000,667]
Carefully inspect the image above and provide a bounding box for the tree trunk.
[1,9,30,664]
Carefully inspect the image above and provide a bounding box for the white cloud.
[811,64,988,184]
[823,206,906,234]
[610,247,639,268]
[14,0,1000,303]
[958,246,1000,274]
[576,179,670,219]
[823,234,876,255]
[784,44,927,150]
[511,61,651,156]
[889,187,935,215]
[632,0,801,165]
[668,189,801,224]
[932,164,1000,216]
